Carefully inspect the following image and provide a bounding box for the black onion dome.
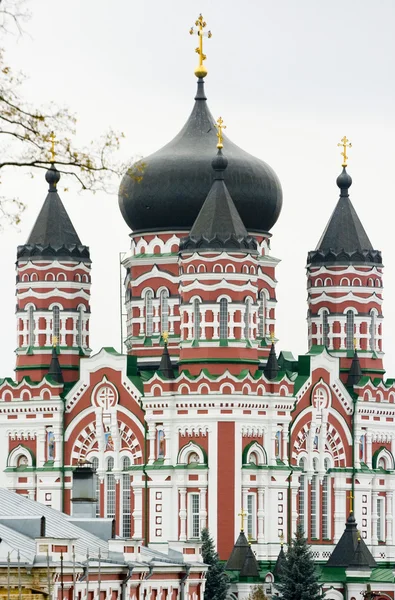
[119,79,283,234]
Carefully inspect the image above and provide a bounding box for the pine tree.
[201,528,229,600]
[276,525,321,600]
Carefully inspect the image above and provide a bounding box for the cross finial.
[279,533,284,546]
[52,335,58,348]
[337,136,352,168]
[162,331,169,346]
[189,14,212,79]
[270,330,276,344]
[347,491,354,513]
[215,117,226,150]
[238,509,247,532]
[49,131,56,163]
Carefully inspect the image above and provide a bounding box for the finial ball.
[194,65,208,78]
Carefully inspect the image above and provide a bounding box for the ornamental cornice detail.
[178,425,209,436]
[242,425,266,437]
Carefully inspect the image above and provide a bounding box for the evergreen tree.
[201,528,229,600]
[276,525,322,600]
[247,585,268,600]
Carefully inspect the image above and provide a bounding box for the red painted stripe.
[217,422,235,559]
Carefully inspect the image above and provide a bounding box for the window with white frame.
[28,306,35,346]
[298,458,307,534]
[322,458,330,539]
[106,457,115,519]
[219,298,228,339]
[53,306,60,345]
[145,290,154,336]
[91,456,100,517]
[370,311,376,351]
[189,493,200,538]
[244,298,252,340]
[193,299,200,341]
[160,289,169,333]
[311,473,317,538]
[122,456,131,538]
[322,310,329,347]
[77,306,84,346]
[346,310,354,350]
[247,493,256,540]
[258,292,266,338]
[377,497,385,541]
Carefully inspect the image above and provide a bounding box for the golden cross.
[347,491,354,512]
[162,331,169,345]
[189,14,212,78]
[49,131,56,163]
[215,117,226,150]
[354,337,357,350]
[238,509,247,532]
[337,135,352,168]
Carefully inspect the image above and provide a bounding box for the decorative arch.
[178,441,207,465]
[373,447,395,470]
[7,444,35,468]
[242,441,267,466]
[71,420,143,465]
[292,417,347,467]
[315,278,323,287]
[340,277,350,286]
[225,264,236,273]
[45,273,55,281]
[57,273,67,281]
[213,264,223,273]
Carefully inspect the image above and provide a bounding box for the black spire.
[347,349,362,387]
[158,341,174,379]
[273,544,286,581]
[179,148,257,253]
[239,544,260,578]
[307,167,382,267]
[264,343,279,380]
[326,512,376,568]
[48,345,64,385]
[17,165,90,262]
[225,530,250,570]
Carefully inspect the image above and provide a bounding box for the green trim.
[15,364,79,371]
[179,358,259,365]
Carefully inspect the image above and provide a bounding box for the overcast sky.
[1,0,395,377]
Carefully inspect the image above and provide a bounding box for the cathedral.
[1,14,395,600]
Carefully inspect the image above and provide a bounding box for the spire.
[273,543,286,581]
[239,544,260,578]
[326,512,376,568]
[179,118,257,254]
[47,343,64,384]
[225,530,250,570]
[264,343,279,380]
[158,333,174,379]
[347,348,362,387]
[17,163,90,262]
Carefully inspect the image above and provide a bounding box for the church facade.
[1,19,395,599]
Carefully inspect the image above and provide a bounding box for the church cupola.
[306,138,384,380]
[15,158,91,382]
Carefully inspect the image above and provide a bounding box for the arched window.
[193,299,200,341]
[370,311,376,351]
[145,290,154,336]
[160,289,169,333]
[346,310,354,350]
[219,298,228,339]
[322,310,329,347]
[298,458,307,533]
[122,456,131,538]
[91,456,100,517]
[322,458,330,539]
[77,306,84,347]
[311,459,318,538]
[244,298,252,340]
[28,306,35,346]
[258,291,266,338]
[106,457,115,519]
[52,306,60,345]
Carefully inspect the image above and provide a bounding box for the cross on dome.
[337,135,352,167]
[189,14,212,78]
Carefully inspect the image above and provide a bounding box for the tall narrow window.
[322,310,329,347]
[377,498,384,541]
[258,292,266,338]
[145,290,154,336]
[346,310,354,350]
[193,299,200,341]
[28,306,35,346]
[53,306,60,345]
[370,311,376,351]
[122,456,131,538]
[219,298,228,339]
[160,289,169,333]
[244,298,251,340]
[298,458,306,533]
[190,493,200,538]
[322,458,330,539]
[91,456,100,517]
[311,465,318,539]
[247,494,256,540]
[106,457,115,519]
[77,306,84,347]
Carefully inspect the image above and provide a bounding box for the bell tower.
[15,163,91,382]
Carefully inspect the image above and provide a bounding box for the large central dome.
[119,79,283,234]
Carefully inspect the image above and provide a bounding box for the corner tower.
[306,139,383,379]
[15,163,91,382]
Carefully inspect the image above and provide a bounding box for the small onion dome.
[118,79,282,234]
[45,164,61,190]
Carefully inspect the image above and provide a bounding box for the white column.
[257,488,264,543]
[148,426,156,464]
[228,309,236,339]
[212,308,219,339]
[139,305,144,335]
[164,425,171,466]
[199,487,207,531]
[281,427,288,464]
[371,489,379,545]
[366,433,373,468]
[386,491,393,545]
[200,310,207,340]
[333,479,346,543]
[354,428,361,470]
[179,488,187,541]
[132,487,143,539]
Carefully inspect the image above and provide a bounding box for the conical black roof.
[17,166,90,262]
[307,168,382,267]
[347,350,362,387]
[119,78,282,234]
[273,545,286,581]
[158,344,175,379]
[179,150,257,253]
[348,539,372,571]
[48,346,64,385]
[326,513,376,568]
[239,544,260,578]
[225,530,250,570]
[264,343,279,380]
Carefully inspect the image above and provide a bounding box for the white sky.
[1,0,395,377]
